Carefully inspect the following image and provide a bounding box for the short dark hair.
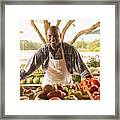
[47,26,60,33]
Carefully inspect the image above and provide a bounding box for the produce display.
[20,76,43,84]
[20,76,100,100]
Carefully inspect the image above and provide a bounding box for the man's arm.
[20,48,45,79]
[72,46,92,78]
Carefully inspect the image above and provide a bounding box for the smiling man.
[20,26,92,87]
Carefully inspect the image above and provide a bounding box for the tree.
[89,39,100,52]
[73,39,100,52]
[20,40,42,50]
[30,20,100,45]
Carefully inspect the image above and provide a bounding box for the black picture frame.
[0,0,119,119]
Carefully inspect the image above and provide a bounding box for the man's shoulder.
[62,42,73,48]
[62,42,78,54]
[62,42,76,51]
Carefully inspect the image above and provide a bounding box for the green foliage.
[73,39,100,52]
[20,40,43,50]
[89,39,100,52]
[86,57,100,68]
[88,67,100,76]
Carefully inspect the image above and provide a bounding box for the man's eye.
[48,35,51,37]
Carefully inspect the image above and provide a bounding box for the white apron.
[42,44,73,87]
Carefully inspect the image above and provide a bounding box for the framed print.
[0,0,120,119]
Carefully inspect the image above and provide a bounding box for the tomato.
[92,91,99,98]
[94,95,100,100]
[89,85,98,93]
[98,87,100,93]
[80,79,91,88]
[90,79,100,87]
[82,79,90,86]
[82,85,89,93]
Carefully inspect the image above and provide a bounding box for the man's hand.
[20,69,26,80]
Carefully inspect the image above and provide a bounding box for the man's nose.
[51,36,56,42]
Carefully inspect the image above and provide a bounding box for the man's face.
[47,27,60,50]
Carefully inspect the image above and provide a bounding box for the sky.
[19,19,100,43]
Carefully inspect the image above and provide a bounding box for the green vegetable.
[64,95,78,100]
[71,91,83,100]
